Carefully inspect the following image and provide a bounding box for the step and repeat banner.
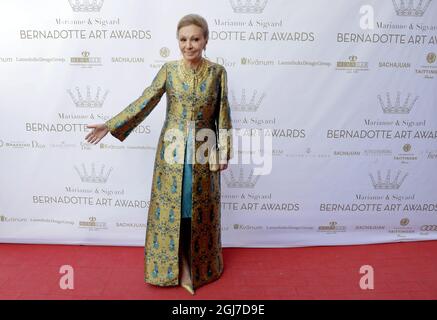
[0,0,436,247]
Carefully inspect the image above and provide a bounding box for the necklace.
[179,57,208,80]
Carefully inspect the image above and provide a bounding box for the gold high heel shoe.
[181,282,195,295]
[180,264,195,295]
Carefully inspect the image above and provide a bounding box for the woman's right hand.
[85,123,109,144]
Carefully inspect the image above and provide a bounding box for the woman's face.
[178,24,207,64]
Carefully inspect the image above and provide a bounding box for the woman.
[85,14,233,295]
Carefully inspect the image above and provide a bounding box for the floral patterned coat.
[105,59,233,289]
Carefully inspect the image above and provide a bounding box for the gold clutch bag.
[209,145,220,172]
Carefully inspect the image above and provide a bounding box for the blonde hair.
[176,14,209,40]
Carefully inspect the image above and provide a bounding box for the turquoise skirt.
[181,127,193,219]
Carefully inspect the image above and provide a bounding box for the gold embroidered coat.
[105,59,233,289]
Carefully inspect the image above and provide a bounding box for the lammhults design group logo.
[74,163,113,183]
[229,0,268,13]
[69,0,104,12]
[392,0,432,17]
[369,169,408,190]
[67,86,109,108]
[377,92,419,114]
[230,89,265,112]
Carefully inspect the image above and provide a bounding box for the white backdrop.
[0,0,436,247]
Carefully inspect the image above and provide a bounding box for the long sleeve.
[217,67,233,162]
[105,63,167,142]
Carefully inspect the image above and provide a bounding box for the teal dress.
[181,126,194,219]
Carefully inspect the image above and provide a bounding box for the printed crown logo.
[69,0,104,12]
[377,92,418,114]
[230,0,268,14]
[230,89,265,112]
[67,86,109,108]
[74,163,113,183]
[223,166,261,188]
[392,0,432,17]
[369,169,408,190]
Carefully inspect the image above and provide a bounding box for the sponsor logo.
[70,51,102,68]
[0,215,27,223]
[416,52,437,79]
[318,221,347,233]
[160,47,170,58]
[79,216,107,231]
[233,224,263,230]
[421,225,437,231]
[336,55,369,73]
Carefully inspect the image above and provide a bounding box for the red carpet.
[0,241,436,300]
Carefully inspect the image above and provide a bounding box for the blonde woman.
[85,14,233,295]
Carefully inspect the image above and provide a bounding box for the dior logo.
[69,0,104,12]
[230,89,265,112]
[369,169,408,190]
[229,0,268,14]
[392,0,432,17]
[223,166,261,188]
[67,86,109,108]
[74,163,113,183]
[377,92,418,114]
